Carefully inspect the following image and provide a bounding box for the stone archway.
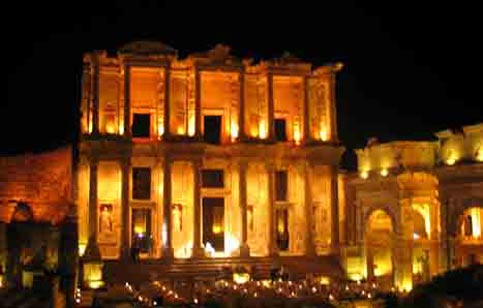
[364,209,395,284]
[448,198,483,237]
[452,200,483,267]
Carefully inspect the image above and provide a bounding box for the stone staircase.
[104,255,343,285]
[105,257,273,285]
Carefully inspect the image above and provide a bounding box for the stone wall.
[0,146,73,224]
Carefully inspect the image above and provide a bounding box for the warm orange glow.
[476,147,483,162]
[212,224,222,234]
[105,121,116,134]
[380,169,388,177]
[231,121,239,142]
[225,233,240,257]
[360,171,369,179]
[469,207,481,238]
[259,119,267,139]
[188,114,195,136]
[158,122,165,137]
[277,218,286,233]
[119,122,125,135]
[446,157,456,165]
[177,126,186,135]
[233,272,250,284]
[83,262,104,289]
[293,122,301,145]
[78,244,87,256]
[319,124,328,141]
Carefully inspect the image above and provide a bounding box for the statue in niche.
[172,204,183,232]
[99,204,113,233]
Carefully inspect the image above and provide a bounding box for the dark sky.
[3,1,482,164]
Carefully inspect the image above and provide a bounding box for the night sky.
[3,1,482,168]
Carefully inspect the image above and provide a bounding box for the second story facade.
[80,41,342,146]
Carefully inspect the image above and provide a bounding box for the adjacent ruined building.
[340,123,482,290]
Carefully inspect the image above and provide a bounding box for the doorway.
[204,115,222,144]
[202,197,225,252]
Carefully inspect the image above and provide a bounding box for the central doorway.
[202,197,225,252]
[203,115,222,144]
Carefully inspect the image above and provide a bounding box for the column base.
[191,247,205,258]
[121,247,131,262]
[163,247,174,260]
[305,246,316,258]
[239,244,250,258]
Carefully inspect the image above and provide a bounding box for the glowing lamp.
[177,126,186,135]
[293,123,301,145]
[78,243,87,256]
[233,272,250,284]
[413,233,420,240]
[0,266,4,288]
[212,224,222,234]
[82,235,105,290]
[106,122,116,134]
[230,122,239,142]
[158,123,165,137]
[188,114,196,136]
[380,169,389,177]
[119,123,125,135]
[259,120,267,139]
[476,147,483,162]
[318,276,330,285]
[348,273,362,281]
[360,171,369,179]
[446,157,456,165]
[319,129,328,141]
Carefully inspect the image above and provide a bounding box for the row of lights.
[115,278,400,306]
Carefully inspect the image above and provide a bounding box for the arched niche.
[365,209,395,280]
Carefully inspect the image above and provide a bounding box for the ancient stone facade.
[341,123,482,291]
[77,41,344,267]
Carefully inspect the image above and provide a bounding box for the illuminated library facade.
[77,41,343,262]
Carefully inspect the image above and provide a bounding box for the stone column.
[239,159,250,257]
[88,158,98,237]
[303,76,311,143]
[330,165,340,255]
[192,159,205,257]
[394,235,413,291]
[266,162,277,256]
[124,63,131,137]
[366,245,374,280]
[120,157,130,261]
[329,72,338,142]
[267,72,275,141]
[238,70,246,141]
[304,162,316,256]
[164,66,171,138]
[194,66,202,139]
[163,158,174,259]
[92,55,100,134]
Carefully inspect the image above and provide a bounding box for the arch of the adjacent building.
[450,198,482,267]
[448,197,483,237]
[412,208,428,240]
[364,208,395,282]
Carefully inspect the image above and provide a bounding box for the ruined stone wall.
[0,146,73,224]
